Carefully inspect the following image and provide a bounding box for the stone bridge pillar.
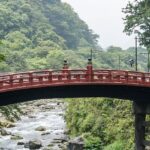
[133,102,150,150]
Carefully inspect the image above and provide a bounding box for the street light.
[129,59,134,68]
[118,56,134,70]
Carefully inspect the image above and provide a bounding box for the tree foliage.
[0,40,5,62]
[0,0,99,72]
[65,98,134,150]
[123,0,150,47]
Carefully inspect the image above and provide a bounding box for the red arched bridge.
[1,60,150,150]
[0,60,150,106]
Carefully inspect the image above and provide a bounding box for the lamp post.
[117,55,134,70]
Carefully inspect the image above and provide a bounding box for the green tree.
[123,0,150,47]
[0,40,5,62]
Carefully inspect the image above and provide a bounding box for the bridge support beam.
[133,102,149,150]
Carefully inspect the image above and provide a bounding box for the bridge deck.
[0,69,150,93]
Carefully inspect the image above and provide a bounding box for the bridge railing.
[0,69,150,92]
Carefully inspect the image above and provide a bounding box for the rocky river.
[0,99,68,150]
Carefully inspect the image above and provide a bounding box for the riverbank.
[0,99,68,150]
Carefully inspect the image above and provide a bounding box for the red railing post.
[62,60,69,72]
[125,71,128,83]
[108,71,111,82]
[141,73,145,84]
[10,75,13,87]
[62,60,70,81]
[19,77,23,86]
[29,73,33,85]
[86,58,93,81]
[48,71,52,82]
[39,76,43,83]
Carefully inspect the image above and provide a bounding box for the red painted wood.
[0,69,150,93]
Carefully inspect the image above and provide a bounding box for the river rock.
[67,137,84,150]
[53,136,68,144]
[47,143,54,147]
[57,102,60,105]
[53,139,62,144]
[11,134,23,140]
[41,131,51,135]
[64,129,70,134]
[35,126,46,131]
[61,143,68,150]
[0,128,11,136]
[17,141,25,145]
[24,139,42,149]
[35,102,44,107]
[6,123,16,128]
[41,106,54,111]
[28,115,36,119]
[61,136,69,143]
[0,120,15,128]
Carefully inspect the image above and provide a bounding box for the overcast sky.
[62,0,135,50]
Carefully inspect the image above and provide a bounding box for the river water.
[0,100,67,150]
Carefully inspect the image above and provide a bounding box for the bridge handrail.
[0,70,148,78]
[0,69,150,93]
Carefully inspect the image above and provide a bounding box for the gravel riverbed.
[0,99,68,150]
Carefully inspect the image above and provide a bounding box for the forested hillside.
[0,0,99,72]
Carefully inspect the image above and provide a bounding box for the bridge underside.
[0,84,150,106]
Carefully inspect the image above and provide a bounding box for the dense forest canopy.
[0,0,98,49]
[0,0,100,72]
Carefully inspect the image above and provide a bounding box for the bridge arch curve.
[0,68,150,105]
[0,60,150,105]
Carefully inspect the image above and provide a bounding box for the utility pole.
[140,51,150,72]
[118,55,121,70]
[90,49,103,63]
[148,52,149,72]
[90,49,93,62]
[135,36,138,71]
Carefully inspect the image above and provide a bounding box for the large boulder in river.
[67,137,84,150]
[24,139,42,149]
